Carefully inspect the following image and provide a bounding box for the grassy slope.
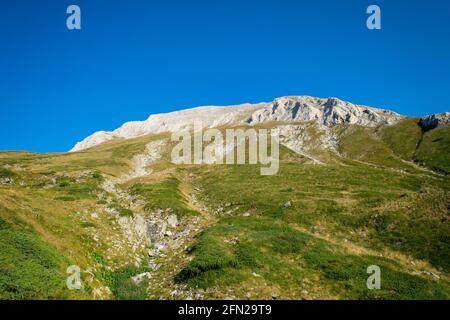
[378,118,450,174]
[416,126,450,174]
[0,204,83,299]
[0,135,159,299]
[380,117,422,160]
[0,122,449,299]
[130,177,197,217]
[176,155,449,299]
[338,127,405,170]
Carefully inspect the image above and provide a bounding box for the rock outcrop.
[245,96,399,126]
[70,103,263,152]
[419,112,450,130]
[70,96,400,152]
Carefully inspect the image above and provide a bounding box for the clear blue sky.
[1,0,449,152]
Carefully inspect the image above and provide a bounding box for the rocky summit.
[70,96,402,152]
[70,96,449,153]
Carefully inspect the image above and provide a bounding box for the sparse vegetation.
[97,265,150,300]
[0,167,17,179]
[131,177,197,217]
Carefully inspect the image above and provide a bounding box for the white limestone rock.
[245,96,399,126]
[70,96,401,152]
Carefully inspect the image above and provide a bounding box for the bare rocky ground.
[78,139,216,299]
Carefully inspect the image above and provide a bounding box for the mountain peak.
[245,96,399,127]
[70,96,401,152]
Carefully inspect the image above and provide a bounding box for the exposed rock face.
[128,139,166,179]
[70,96,400,152]
[246,96,399,126]
[118,214,150,250]
[272,123,338,163]
[419,112,450,130]
[70,103,263,152]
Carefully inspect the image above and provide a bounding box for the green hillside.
[416,126,450,174]
[0,120,449,300]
